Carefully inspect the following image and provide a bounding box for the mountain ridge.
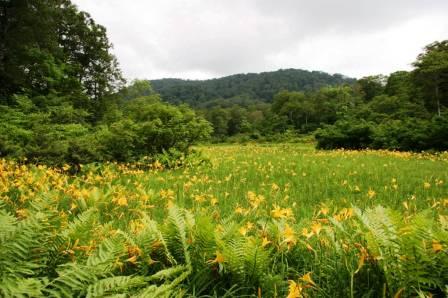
[149,68,355,107]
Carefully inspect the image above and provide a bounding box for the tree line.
[192,43,447,150]
[150,69,354,107]
[1,0,447,167]
[0,0,211,166]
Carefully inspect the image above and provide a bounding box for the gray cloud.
[73,0,448,80]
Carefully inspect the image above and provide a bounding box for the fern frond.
[0,277,46,297]
[86,275,146,297]
[60,208,98,240]
[87,237,126,269]
[0,211,52,278]
[0,209,17,243]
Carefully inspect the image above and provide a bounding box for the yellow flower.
[209,251,225,264]
[261,237,271,247]
[235,205,245,215]
[334,208,354,222]
[70,202,77,211]
[403,201,409,210]
[319,206,329,216]
[160,189,175,200]
[283,224,297,248]
[283,207,294,218]
[305,243,314,252]
[432,240,443,253]
[152,160,163,170]
[183,181,193,192]
[126,255,138,264]
[300,272,316,287]
[302,228,313,239]
[311,222,322,236]
[287,280,303,298]
[194,194,206,203]
[271,204,294,219]
[239,226,248,236]
[247,191,256,201]
[210,197,218,206]
[367,189,376,199]
[271,204,284,218]
[271,183,280,192]
[117,197,128,206]
[247,191,264,209]
[424,182,431,189]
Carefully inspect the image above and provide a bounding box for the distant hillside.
[150,69,355,107]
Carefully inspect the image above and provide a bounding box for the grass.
[149,144,448,218]
[1,143,447,297]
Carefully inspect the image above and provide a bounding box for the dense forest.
[1,0,447,167]
[150,69,354,107]
[149,48,448,149]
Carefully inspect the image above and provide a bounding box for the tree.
[0,1,212,165]
[272,91,315,130]
[413,40,448,116]
[385,71,413,100]
[0,0,123,117]
[357,75,387,101]
[206,108,230,139]
[120,80,154,100]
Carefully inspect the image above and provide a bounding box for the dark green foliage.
[412,40,448,116]
[315,39,448,151]
[150,69,355,107]
[315,120,374,150]
[316,115,448,151]
[0,0,123,110]
[0,1,212,165]
[0,94,212,165]
[2,0,448,161]
[356,75,387,101]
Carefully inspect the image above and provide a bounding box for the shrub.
[315,120,374,150]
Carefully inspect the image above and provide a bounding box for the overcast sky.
[73,0,448,80]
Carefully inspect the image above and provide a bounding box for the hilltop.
[150,68,354,107]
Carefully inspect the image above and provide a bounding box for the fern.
[0,277,46,297]
[354,206,448,296]
[46,237,127,297]
[86,276,147,297]
[60,208,98,241]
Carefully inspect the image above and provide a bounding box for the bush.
[0,95,213,166]
[315,114,448,151]
[315,120,374,150]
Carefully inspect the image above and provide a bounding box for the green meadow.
[1,144,447,297]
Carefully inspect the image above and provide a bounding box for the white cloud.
[73,0,448,80]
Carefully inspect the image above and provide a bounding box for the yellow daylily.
[287,280,303,298]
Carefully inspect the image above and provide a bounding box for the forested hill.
[150,69,355,107]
